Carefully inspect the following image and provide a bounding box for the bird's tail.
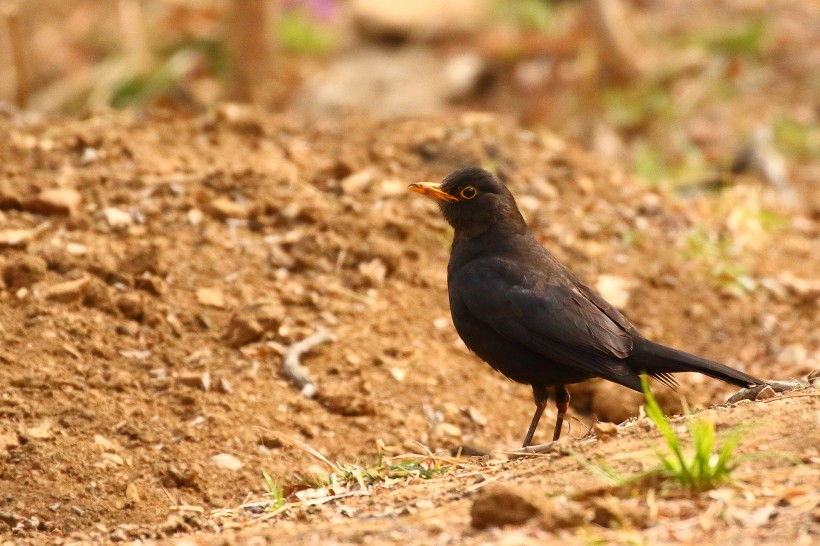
[631,337,762,388]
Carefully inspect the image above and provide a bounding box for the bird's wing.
[455,258,642,389]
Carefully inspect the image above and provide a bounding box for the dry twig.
[282,329,334,398]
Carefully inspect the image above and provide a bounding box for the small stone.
[435,422,462,438]
[188,208,204,226]
[210,453,243,471]
[0,228,35,248]
[433,317,450,330]
[42,277,90,303]
[2,255,47,290]
[125,483,140,503]
[755,385,777,401]
[101,207,132,229]
[471,484,546,529]
[1,431,20,451]
[24,188,82,216]
[389,367,406,382]
[196,287,225,308]
[177,372,211,392]
[216,377,233,394]
[358,258,387,287]
[207,197,251,220]
[116,293,145,321]
[259,435,283,449]
[379,179,405,197]
[224,300,284,347]
[340,169,376,194]
[467,407,487,426]
[135,274,165,296]
[94,435,118,452]
[593,421,619,442]
[119,244,165,276]
[27,420,54,439]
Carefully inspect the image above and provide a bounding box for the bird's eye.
[460,186,477,199]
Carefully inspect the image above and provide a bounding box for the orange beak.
[408,182,458,202]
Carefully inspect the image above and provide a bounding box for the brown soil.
[0,110,817,544]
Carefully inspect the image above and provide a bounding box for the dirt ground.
[0,110,818,545]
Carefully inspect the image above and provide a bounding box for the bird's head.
[408,167,526,238]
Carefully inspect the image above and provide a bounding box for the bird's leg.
[522,385,549,448]
[552,385,570,441]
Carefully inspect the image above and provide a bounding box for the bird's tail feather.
[632,338,761,388]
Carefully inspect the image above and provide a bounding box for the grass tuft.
[640,375,741,492]
[579,377,744,494]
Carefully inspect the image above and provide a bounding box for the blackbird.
[409,167,762,447]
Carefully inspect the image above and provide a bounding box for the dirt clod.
[2,254,47,290]
[42,276,90,303]
[470,484,547,529]
[23,188,82,216]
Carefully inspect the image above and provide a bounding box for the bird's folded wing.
[456,259,641,388]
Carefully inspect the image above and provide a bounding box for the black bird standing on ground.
[409,167,762,448]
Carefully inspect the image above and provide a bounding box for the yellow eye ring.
[460,186,477,199]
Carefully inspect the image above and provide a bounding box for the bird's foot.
[508,441,557,459]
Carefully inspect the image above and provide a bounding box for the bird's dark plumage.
[409,167,762,447]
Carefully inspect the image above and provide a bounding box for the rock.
[593,421,619,442]
[594,275,636,309]
[101,207,132,229]
[24,188,82,216]
[135,274,165,296]
[116,293,145,321]
[224,300,284,347]
[2,255,47,290]
[445,53,487,98]
[177,372,211,392]
[352,0,489,40]
[125,483,140,504]
[94,435,119,452]
[83,278,117,313]
[755,385,777,401]
[207,197,252,220]
[196,287,225,308]
[470,484,546,529]
[26,420,54,440]
[119,244,165,276]
[340,169,376,194]
[1,431,20,451]
[42,277,90,303]
[434,422,463,438]
[210,453,243,471]
[358,258,387,287]
[467,407,487,426]
[216,377,233,394]
[0,228,35,248]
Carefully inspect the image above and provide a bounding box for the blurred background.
[1,0,818,198]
